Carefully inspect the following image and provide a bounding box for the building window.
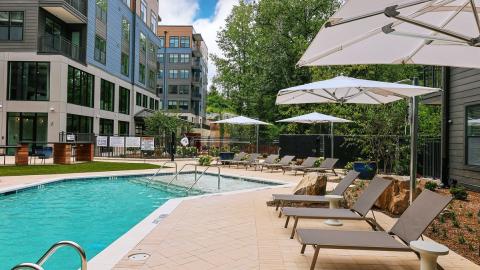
[154,100,159,110]
[169,53,178,63]
[136,92,142,106]
[467,104,480,166]
[7,113,48,149]
[179,69,189,79]
[143,95,148,108]
[67,66,94,107]
[8,62,50,101]
[179,85,189,95]
[168,100,178,110]
[100,79,114,112]
[150,11,157,32]
[95,0,107,24]
[99,118,114,135]
[157,69,164,79]
[149,97,155,110]
[180,36,190,48]
[119,86,130,115]
[118,121,129,136]
[159,36,164,48]
[169,36,179,48]
[168,85,178,94]
[66,114,93,134]
[180,54,190,63]
[158,53,164,63]
[94,35,106,64]
[140,0,147,23]
[169,70,178,79]
[122,0,131,8]
[139,63,146,84]
[179,101,189,111]
[148,69,156,89]
[148,40,157,59]
[140,32,146,52]
[0,11,24,41]
[121,18,130,43]
[121,53,129,76]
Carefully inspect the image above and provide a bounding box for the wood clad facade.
[0,1,39,52]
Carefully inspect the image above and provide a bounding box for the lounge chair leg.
[310,246,320,270]
[290,217,299,239]
[275,201,280,211]
[278,202,284,217]
[284,216,290,228]
[332,169,337,176]
[300,244,307,254]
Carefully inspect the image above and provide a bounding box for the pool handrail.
[149,161,178,181]
[11,241,87,270]
[187,166,221,192]
[166,163,198,187]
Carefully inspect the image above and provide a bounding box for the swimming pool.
[0,173,279,269]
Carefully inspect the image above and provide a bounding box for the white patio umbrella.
[298,0,480,69]
[276,76,440,203]
[277,112,352,157]
[212,116,271,153]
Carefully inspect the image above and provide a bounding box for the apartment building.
[157,25,208,127]
[0,0,162,149]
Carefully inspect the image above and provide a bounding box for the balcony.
[40,0,87,24]
[38,35,86,63]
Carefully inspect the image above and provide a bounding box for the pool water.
[0,174,277,269]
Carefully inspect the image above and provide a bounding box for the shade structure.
[212,116,271,153]
[276,76,439,105]
[276,77,440,204]
[277,112,351,157]
[298,0,480,69]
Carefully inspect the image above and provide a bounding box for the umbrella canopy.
[276,76,440,105]
[297,0,480,68]
[212,116,270,126]
[277,112,351,123]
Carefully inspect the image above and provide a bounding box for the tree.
[144,111,191,137]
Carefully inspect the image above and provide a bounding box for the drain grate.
[128,253,150,261]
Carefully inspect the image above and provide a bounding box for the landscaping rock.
[374,175,422,215]
[293,173,327,196]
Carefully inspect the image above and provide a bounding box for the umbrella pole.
[409,96,419,204]
[330,122,334,158]
[256,125,259,153]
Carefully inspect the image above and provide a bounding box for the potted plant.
[352,159,377,180]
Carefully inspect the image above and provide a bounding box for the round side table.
[324,195,343,226]
[410,240,449,270]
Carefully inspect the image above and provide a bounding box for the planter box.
[353,161,377,180]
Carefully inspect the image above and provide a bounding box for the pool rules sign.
[141,137,155,151]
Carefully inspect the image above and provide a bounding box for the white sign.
[180,136,189,147]
[141,137,155,151]
[125,137,141,148]
[109,136,125,147]
[66,134,76,141]
[96,136,108,147]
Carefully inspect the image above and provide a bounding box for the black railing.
[38,35,86,63]
[59,132,95,143]
[66,0,87,16]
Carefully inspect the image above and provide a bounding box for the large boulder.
[374,175,422,215]
[293,173,327,196]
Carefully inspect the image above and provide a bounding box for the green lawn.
[0,161,161,177]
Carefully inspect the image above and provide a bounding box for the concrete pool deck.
[0,159,478,270]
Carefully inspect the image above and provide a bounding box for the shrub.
[198,155,213,166]
[439,215,446,224]
[468,243,475,251]
[452,219,460,228]
[344,161,354,171]
[450,186,468,200]
[458,234,466,245]
[466,211,473,218]
[208,147,220,157]
[424,181,438,191]
[477,209,480,224]
[314,157,325,167]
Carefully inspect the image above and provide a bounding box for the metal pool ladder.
[148,161,178,181]
[166,164,221,192]
[11,241,87,270]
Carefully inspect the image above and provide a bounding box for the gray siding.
[448,67,480,188]
[0,1,39,52]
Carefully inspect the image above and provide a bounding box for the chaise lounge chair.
[223,152,246,167]
[259,154,280,171]
[296,189,452,270]
[271,170,360,216]
[282,176,392,238]
[283,157,318,175]
[232,153,261,169]
[302,158,339,176]
[264,155,295,172]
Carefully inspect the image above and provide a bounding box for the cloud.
[158,0,240,86]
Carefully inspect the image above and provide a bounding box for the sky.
[158,0,241,87]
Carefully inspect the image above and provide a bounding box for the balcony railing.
[38,35,86,63]
[65,0,87,16]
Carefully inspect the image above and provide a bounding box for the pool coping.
[0,170,293,269]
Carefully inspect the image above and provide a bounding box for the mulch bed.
[424,189,480,266]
